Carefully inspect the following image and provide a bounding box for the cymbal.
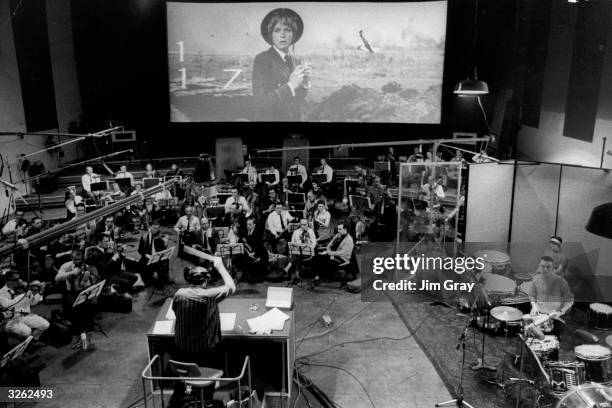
[607,335,612,349]
[513,271,534,281]
[490,306,523,322]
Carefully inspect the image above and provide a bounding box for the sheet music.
[152,320,174,335]
[220,313,236,331]
[246,307,289,334]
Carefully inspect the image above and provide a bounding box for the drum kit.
[463,250,612,407]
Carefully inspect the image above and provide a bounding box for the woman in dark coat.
[252,8,311,121]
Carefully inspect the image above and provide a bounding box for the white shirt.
[422,183,445,200]
[291,228,317,251]
[319,164,333,183]
[224,196,249,214]
[81,173,100,192]
[174,215,201,233]
[241,166,258,185]
[0,286,42,316]
[2,219,19,235]
[266,211,294,235]
[153,190,173,201]
[288,164,308,184]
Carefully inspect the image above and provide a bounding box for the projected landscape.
[167,2,447,123]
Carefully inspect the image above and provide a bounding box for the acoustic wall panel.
[465,162,514,243]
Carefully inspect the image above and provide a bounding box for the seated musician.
[81,166,100,199]
[2,210,25,239]
[174,205,201,258]
[450,150,467,166]
[166,163,185,199]
[151,185,174,225]
[311,181,327,204]
[303,190,318,219]
[288,157,308,189]
[169,259,235,408]
[317,158,333,192]
[245,190,260,220]
[241,159,258,186]
[525,255,574,339]
[55,249,98,335]
[283,218,316,277]
[224,188,249,216]
[263,189,282,217]
[266,203,295,247]
[313,200,332,242]
[198,217,218,254]
[115,165,134,186]
[354,164,368,178]
[87,233,137,297]
[144,163,158,178]
[95,215,120,242]
[138,219,170,287]
[385,147,397,186]
[314,221,354,282]
[103,182,126,204]
[278,177,292,205]
[0,275,49,341]
[259,164,280,188]
[421,175,445,204]
[368,176,391,206]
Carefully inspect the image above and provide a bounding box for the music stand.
[90,181,108,192]
[288,193,305,205]
[113,178,132,193]
[349,195,373,211]
[73,279,107,337]
[289,210,303,220]
[215,243,244,279]
[205,205,225,219]
[261,174,276,184]
[232,173,249,185]
[289,243,315,288]
[0,336,32,368]
[311,174,327,185]
[143,177,161,189]
[147,247,175,266]
[217,193,232,204]
[287,175,302,186]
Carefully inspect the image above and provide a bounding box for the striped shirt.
[172,288,221,352]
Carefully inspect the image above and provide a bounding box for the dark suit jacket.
[252,47,307,121]
[137,232,167,264]
[244,226,268,261]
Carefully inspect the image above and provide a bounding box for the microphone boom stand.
[435,320,476,408]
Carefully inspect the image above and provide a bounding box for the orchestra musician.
[421,175,445,205]
[86,233,137,298]
[314,221,354,282]
[525,255,574,343]
[166,163,184,199]
[283,218,316,278]
[144,163,158,178]
[81,166,100,199]
[265,203,295,246]
[241,159,258,186]
[138,218,170,287]
[243,218,268,283]
[259,164,280,187]
[385,147,397,187]
[543,236,568,277]
[278,177,292,205]
[288,156,307,189]
[115,165,134,187]
[313,200,332,242]
[198,217,218,254]
[263,188,282,217]
[224,188,249,216]
[317,158,333,187]
[174,205,201,258]
[303,190,318,219]
[407,147,422,163]
[311,181,327,204]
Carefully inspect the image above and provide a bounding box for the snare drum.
[546,361,586,394]
[587,303,612,330]
[525,335,560,360]
[555,383,612,408]
[574,344,611,382]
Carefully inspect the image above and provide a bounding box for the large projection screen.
[167,1,447,123]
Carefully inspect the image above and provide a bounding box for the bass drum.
[555,383,612,408]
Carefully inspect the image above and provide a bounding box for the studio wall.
[516,0,612,169]
[465,162,514,243]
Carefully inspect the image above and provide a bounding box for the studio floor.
[26,242,451,408]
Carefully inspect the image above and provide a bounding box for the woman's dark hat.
[260,8,303,45]
[184,266,212,286]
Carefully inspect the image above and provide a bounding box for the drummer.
[542,236,568,277]
[526,255,574,337]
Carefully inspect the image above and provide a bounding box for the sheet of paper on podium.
[265,287,293,309]
[220,313,236,331]
[246,307,290,334]
[152,320,174,335]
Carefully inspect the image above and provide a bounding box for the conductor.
[169,256,236,408]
